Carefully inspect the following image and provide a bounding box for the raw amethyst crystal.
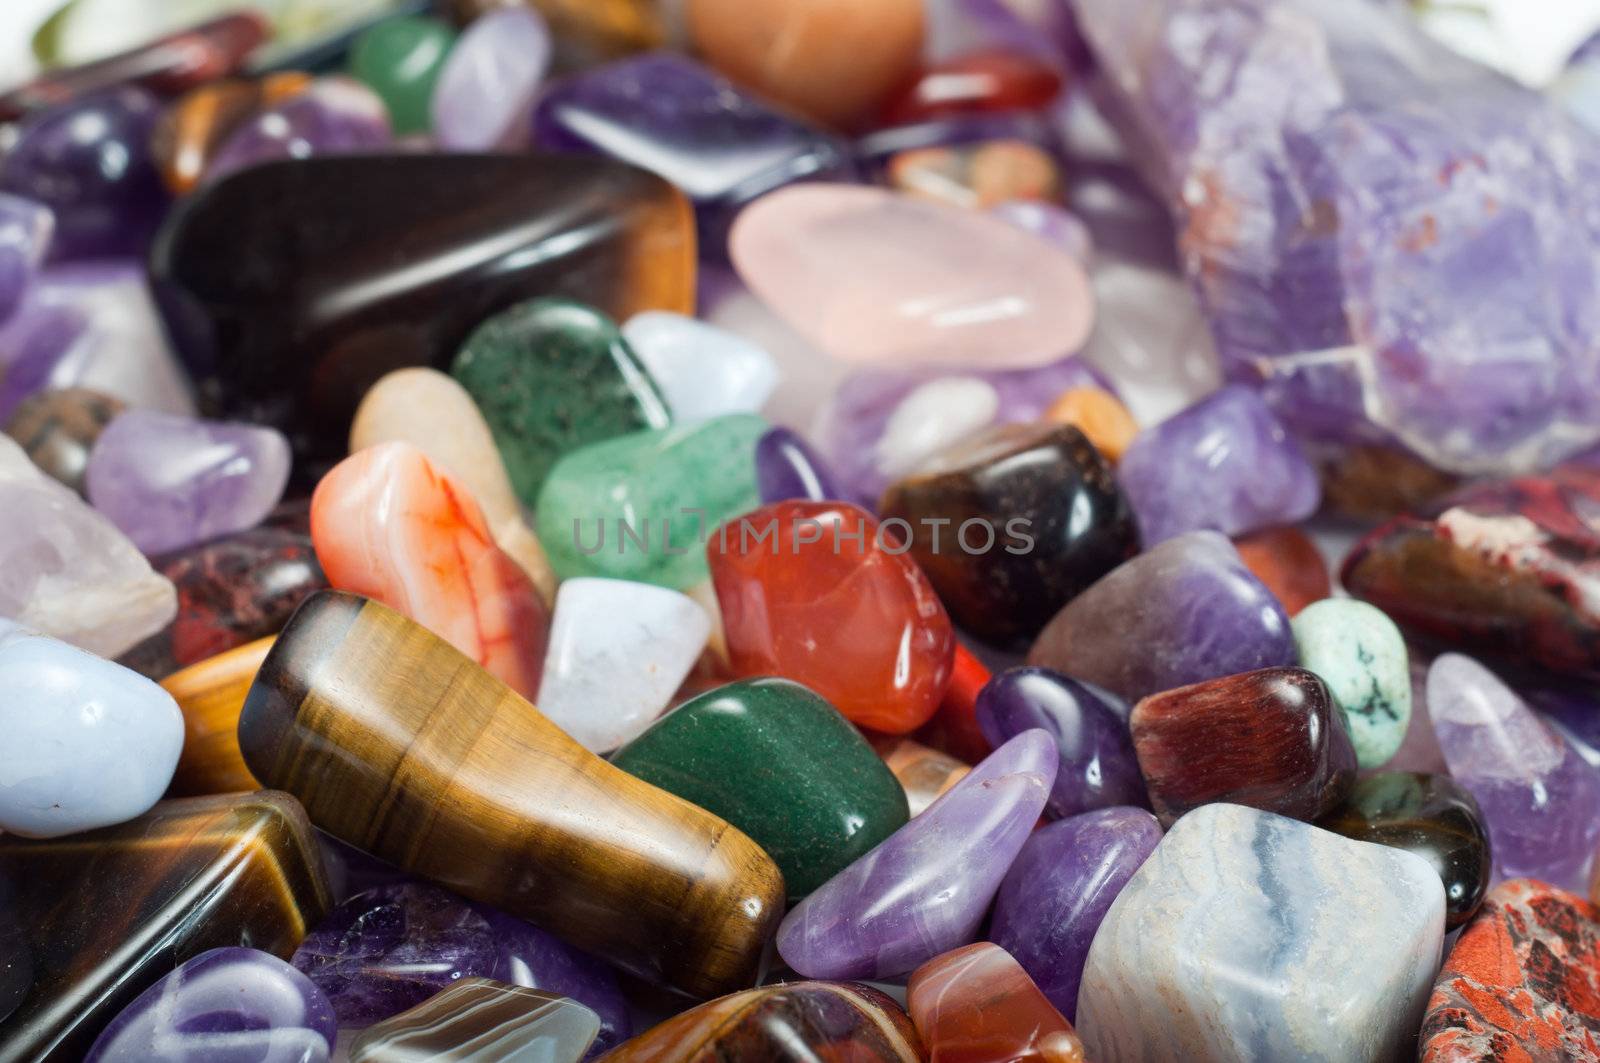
[0,196,52,325]
[206,78,392,185]
[1071,0,1600,476]
[290,881,630,1054]
[0,86,168,261]
[531,52,854,258]
[1118,384,1320,544]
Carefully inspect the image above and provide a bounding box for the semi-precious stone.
[1427,653,1600,892]
[755,426,842,503]
[0,435,176,656]
[1117,385,1320,545]
[906,943,1084,1063]
[1234,525,1329,617]
[776,730,1057,979]
[536,578,710,752]
[1292,598,1412,769]
[0,194,52,324]
[350,980,599,1063]
[431,7,551,151]
[1028,530,1296,702]
[84,947,336,1063]
[206,78,392,185]
[730,184,1093,369]
[348,15,457,136]
[0,622,183,837]
[621,312,778,424]
[3,386,124,495]
[874,737,971,818]
[1076,803,1446,1063]
[151,74,313,195]
[85,410,292,556]
[988,807,1162,1022]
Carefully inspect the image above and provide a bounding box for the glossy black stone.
[1317,772,1491,928]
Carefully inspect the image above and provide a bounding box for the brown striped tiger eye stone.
[350,979,600,1062]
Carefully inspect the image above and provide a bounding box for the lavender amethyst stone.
[1028,530,1296,701]
[85,410,291,555]
[1427,654,1600,893]
[988,807,1162,1021]
[1072,0,1600,476]
[206,78,392,185]
[0,196,52,325]
[1118,385,1320,545]
[85,947,337,1063]
[431,6,551,151]
[0,86,167,261]
[815,355,1115,507]
[290,882,629,1055]
[531,53,854,259]
[756,426,842,503]
[976,667,1148,819]
[776,730,1058,980]
[988,200,1092,262]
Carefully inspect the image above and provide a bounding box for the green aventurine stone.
[611,678,910,898]
[452,298,671,507]
[1292,598,1412,770]
[349,15,458,135]
[536,413,766,589]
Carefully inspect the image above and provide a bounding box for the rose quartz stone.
[730,184,1094,369]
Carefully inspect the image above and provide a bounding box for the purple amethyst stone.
[0,195,52,325]
[206,78,392,185]
[756,426,842,503]
[290,881,629,1054]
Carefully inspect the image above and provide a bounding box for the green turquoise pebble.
[610,677,909,897]
[452,298,671,507]
[349,15,458,136]
[535,413,766,589]
[1292,598,1411,769]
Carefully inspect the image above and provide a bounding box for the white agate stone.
[0,436,176,657]
[0,622,183,837]
[622,311,780,425]
[1077,802,1445,1063]
[536,578,711,753]
[873,376,999,481]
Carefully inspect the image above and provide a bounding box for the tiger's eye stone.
[880,48,1065,125]
[1342,465,1600,678]
[117,522,326,681]
[708,499,956,734]
[151,73,313,195]
[0,791,332,1062]
[1130,666,1358,826]
[1233,525,1329,617]
[451,298,671,508]
[350,979,600,1063]
[162,637,272,797]
[2,387,124,495]
[874,737,971,817]
[149,153,694,468]
[598,982,922,1062]
[1042,388,1137,463]
[1317,772,1491,928]
[348,16,458,135]
[887,139,1061,210]
[879,422,1139,647]
[906,943,1085,1063]
[612,678,910,897]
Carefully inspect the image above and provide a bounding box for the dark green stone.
[451,298,671,506]
[610,678,909,898]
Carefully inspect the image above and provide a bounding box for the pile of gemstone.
[4,0,1600,1059]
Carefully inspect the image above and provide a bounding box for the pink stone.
[730,184,1094,368]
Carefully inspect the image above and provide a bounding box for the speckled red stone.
[1419,878,1600,1062]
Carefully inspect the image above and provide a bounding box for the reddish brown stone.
[1233,526,1329,617]
[1130,666,1357,826]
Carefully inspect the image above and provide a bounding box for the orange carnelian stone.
[708,500,955,733]
[311,441,550,699]
[1234,525,1330,617]
[1043,387,1139,463]
[914,642,993,764]
[907,943,1085,1063]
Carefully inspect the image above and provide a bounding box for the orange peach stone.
[908,942,1085,1062]
[1043,387,1138,463]
[1233,525,1331,617]
[687,0,925,129]
[889,140,1061,210]
[873,737,971,818]
[311,441,549,699]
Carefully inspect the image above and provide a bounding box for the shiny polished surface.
[162,636,272,797]
[350,979,600,1063]
[238,591,785,998]
[907,943,1084,1063]
[151,73,313,195]
[0,791,332,1063]
[149,153,694,466]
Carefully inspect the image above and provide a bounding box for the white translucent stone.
[622,311,780,425]
[873,376,999,480]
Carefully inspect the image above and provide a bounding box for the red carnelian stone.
[880,49,1065,126]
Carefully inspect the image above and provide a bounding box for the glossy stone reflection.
[756,426,841,503]
[907,943,1084,1063]
[880,422,1138,646]
[162,637,272,797]
[151,73,313,195]
[1318,773,1491,928]
[350,980,600,1063]
[3,387,124,495]
[205,78,392,185]
[149,153,694,466]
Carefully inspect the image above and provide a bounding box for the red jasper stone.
[709,500,956,734]
[880,49,1065,126]
[907,943,1084,1062]
[1130,666,1357,826]
[1234,525,1329,617]
[1341,466,1600,678]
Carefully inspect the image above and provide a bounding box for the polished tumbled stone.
[621,311,778,424]
[350,979,599,1063]
[1077,803,1445,1062]
[1293,598,1412,769]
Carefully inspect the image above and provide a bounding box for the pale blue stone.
[1292,598,1412,769]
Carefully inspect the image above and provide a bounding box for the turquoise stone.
[451,298,671,507]
[535,414,766,589]
[1292,598,1412,769]
[611,678,910,898]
